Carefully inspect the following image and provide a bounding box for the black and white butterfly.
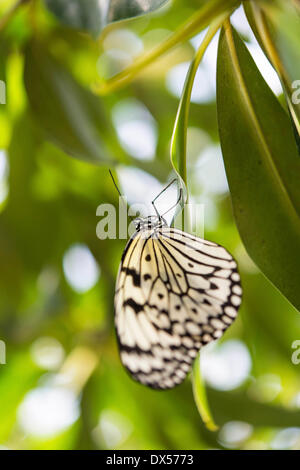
[114,179,242,390]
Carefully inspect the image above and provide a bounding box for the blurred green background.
[0,0,300,450]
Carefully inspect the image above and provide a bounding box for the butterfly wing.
[114,227,242,390]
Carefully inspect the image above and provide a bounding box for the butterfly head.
[134,216,168,232]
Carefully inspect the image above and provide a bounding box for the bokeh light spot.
[63,244,100,293]
[201,340,252,391]
[247,374,282,403]
[92,409,132,448]
[271,428,300,450]
[103,29,143,57]
[195,145,229,195]
[18,385,80,438]
[219,421,253,449]
[31,337,65,371]
[166,60,215,104]
[112,99,157,160]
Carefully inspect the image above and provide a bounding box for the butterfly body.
[115,215,242,390]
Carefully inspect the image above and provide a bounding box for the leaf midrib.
[224,22,299,223]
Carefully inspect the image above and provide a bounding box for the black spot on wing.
[121,267,141,287]
[123,298,144,314]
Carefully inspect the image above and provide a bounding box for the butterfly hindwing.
[114,226,242,390]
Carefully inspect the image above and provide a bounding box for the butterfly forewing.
[115,224,242,390]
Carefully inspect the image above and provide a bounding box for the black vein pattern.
[114,219,242,390]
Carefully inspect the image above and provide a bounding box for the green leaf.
[170,18,227,188]
[264,1,300,136]
[217,24,300,311]
[23,42,171,179]
[24,42,117,165]
[95,0,240,95]
[44,0,170,36]
[244,0,300,137]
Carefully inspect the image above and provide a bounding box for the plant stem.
[171,16,227,190]
[0,0,30,32]
[192,354,218,432]
[170,16,228,431]
[94,0,240,95]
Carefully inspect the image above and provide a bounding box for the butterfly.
[114,178,242,390]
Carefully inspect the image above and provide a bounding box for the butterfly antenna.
[109,169,138,221]
[152,178,182,218]
[109,169,122,197]
[161,187,183,217]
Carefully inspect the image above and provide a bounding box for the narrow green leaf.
[24,42,116,165]
[170,20,229,432]
[95,0,240,95]
[265,1,300,131]
[244,0,300,136]
[170,19,226,188]
[44,0,169,36]
[217,23,300,311]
